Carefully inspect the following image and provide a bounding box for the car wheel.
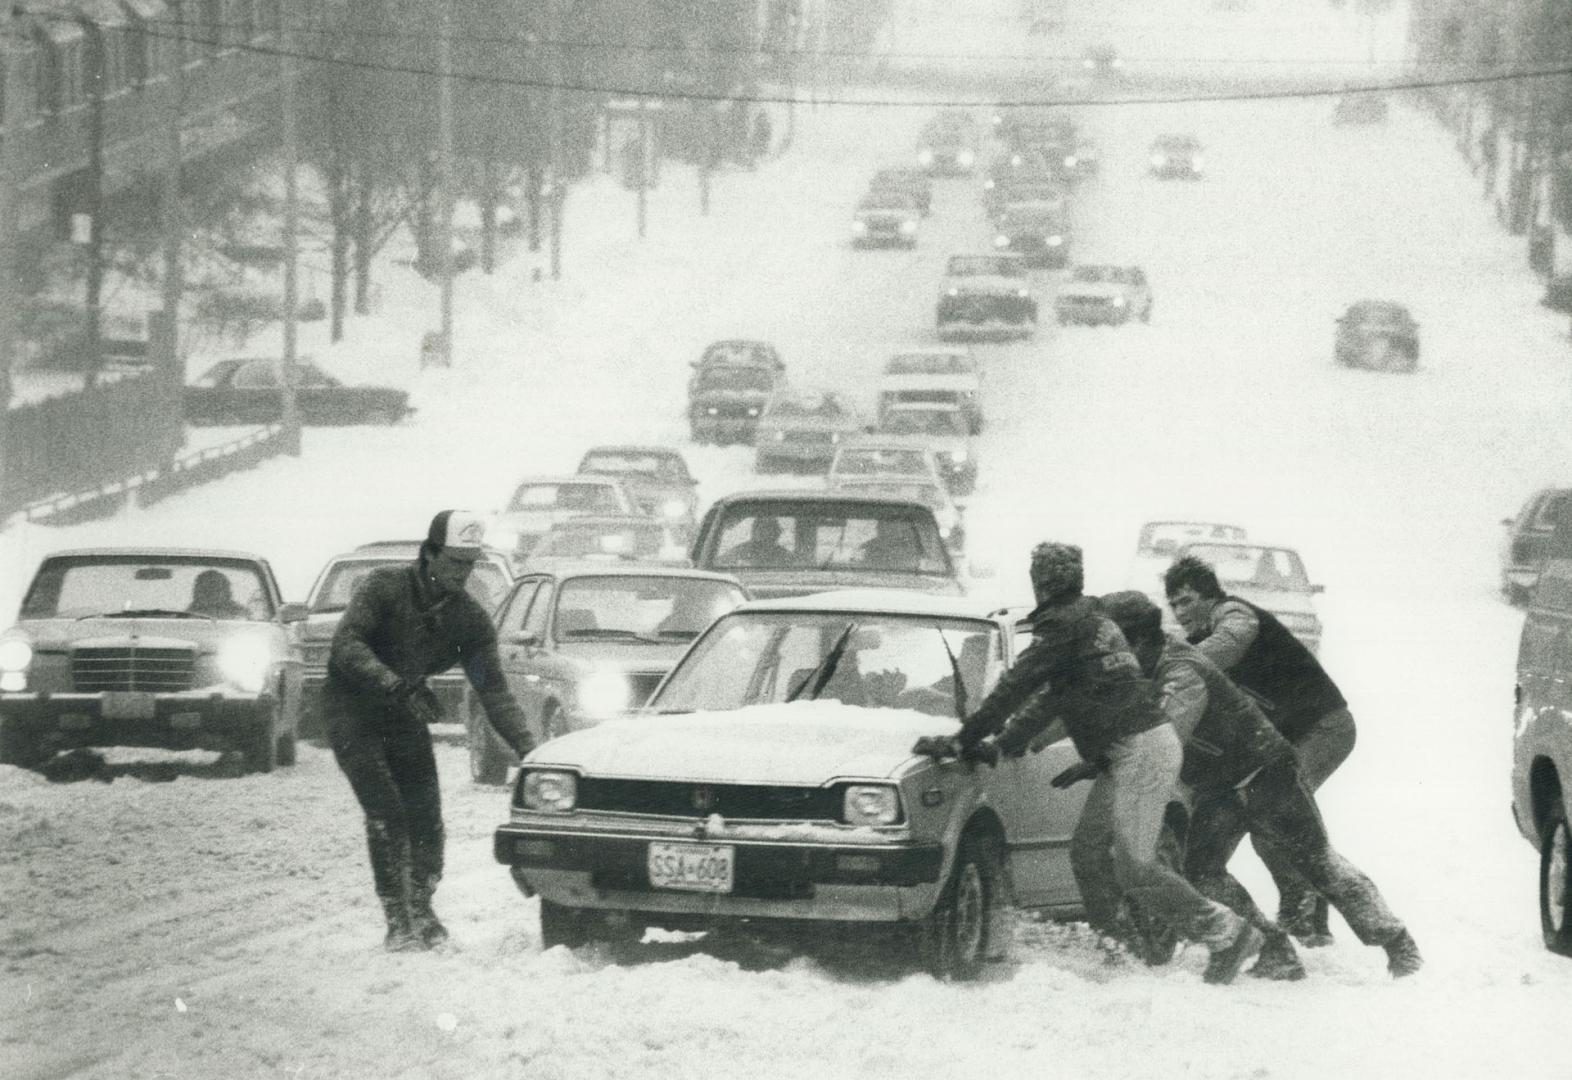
[539,898,593,949]
[1540,801,1572,956]
[912,831,1004,981]
[241,704,278,774]
[468,696,510,785]
[0,715,47,769]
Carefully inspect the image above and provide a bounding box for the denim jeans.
[1254,706,1356,921]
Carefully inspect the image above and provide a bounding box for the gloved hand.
[961,737,1002,768]
[911,734,962,760]
[1051,760,1102,789]
[388,680,444,726]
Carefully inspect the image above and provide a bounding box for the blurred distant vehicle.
[520,516,692,573]
[1082,44,1124,76]
[851,191,921,249]
[1333,94,1389,125]
[878,401,979,496]
[829,475,966,554]
[878,348,983,434]
[1335,300,1419,372]
[869,167,933,216]
[0,548,305,773]
[464,566,748,781]
[1149,134,1205,179]
[490,475,638,565]
[936,253,1038,342]
[828,441,948,488]
[688,340,786,446]
[1127,521,1249,601]
[917,110,980,174]
[1058,136,1100,180]
[690,490,965,600]
[995,107,1077,157]
[295,541,513,736]
[754,388,866,475]
[1501,488,1572,604]
[982,159,1066,221]
[1176,540,1324,654]
[992,200,1071,268]
[184,358,413,426]
[576,444,700,540]
[1055,264,1153,325]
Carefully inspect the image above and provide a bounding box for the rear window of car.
[508,483,623,512]
[536,522,669,559]
[834,448,929,475]
[947,256,1022,278]
[580,452,678,479]
[769,396,842,419]
[886,353,973,376]
[1182,544,1310,591]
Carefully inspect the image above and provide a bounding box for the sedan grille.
[577,778,841,821]
[782,430,834,444]
[72,645,196,692]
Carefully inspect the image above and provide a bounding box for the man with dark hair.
[1099,590,1422,979]
[914,543,1264,984]
[1163,554,1354,947]
[325,510,536,951]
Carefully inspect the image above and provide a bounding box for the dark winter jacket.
[1149,636,1293,792]
[324,562,532,754]
[1192,597,1346,742]
[957,595,1165,762]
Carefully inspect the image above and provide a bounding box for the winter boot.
[1281,893,1333,948]
[1203,920,1265,985]
[1247,930,1308,981]
[1383,929,1423,978]
[409,877,449,948]
[381,898,422,952]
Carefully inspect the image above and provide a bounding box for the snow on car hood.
[529,700,955,784]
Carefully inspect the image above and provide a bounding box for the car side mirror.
[277,603,308,624]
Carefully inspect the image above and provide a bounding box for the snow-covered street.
[5,1,1572,1077]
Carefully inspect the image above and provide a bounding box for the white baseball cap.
[427,510,488,559]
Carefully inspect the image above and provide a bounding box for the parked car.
[917,110,980,175]
[688,341,786,446]
[936,253,1038,342]
[992,200,1071,268]
[576,444,700,542]
[868,167,933,216]
[293,541,513,736]
[1333,94,1389,125]
[1511,534,1572,956]
[490,589,1189,978]
[1174,540,1324,654]
[1334,300,1419,372]
[1149,134,1204,179]
[463,565,748,782]
[753,388,866,475]
[1055,264,1154,325]
[829,476,966,553]
[690,490,967,599]
[519,516,692,573]
[184,358,413,426]
[851,191,921,249]
[1126,521,1249,616]
[490,475,638,565]
[1082,43,1123,76]
[877,350,984,434]
[877,401,979,496]
[981,157,1065,220]
[1501,488,1572,604]
[0,548,306,773]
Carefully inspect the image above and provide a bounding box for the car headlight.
[747,406,760,417]
[0,638,33,692]
[1045,235,1063,246]
[946,287,960,297]
[217,635,273,693]
[578,666,631,720]
[1082,57,1095,69]
[1010,154,1022,167]
[1111,295,1127,306]
[843,784,902,826]
[851,220,868,234]
[956,150,975,167]
[1015,288,1030,298]
[774,429,787,441]
[917,148,934,166]
[982,178,995,190]
[993,235,1010,248]
[1150,154,1166,167]
[829,432,841,443]
[522,769,578,811]
[1063,155,1078,168]
[947,448,968,463]
[660,498,688,519]
[899,219,918,234]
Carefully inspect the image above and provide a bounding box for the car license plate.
[647,842,734,894]
[101,692,156,720]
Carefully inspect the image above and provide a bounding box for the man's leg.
[386,719,447,946]
[1068,771,1121,932]
[328,705,419,951]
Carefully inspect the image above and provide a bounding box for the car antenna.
[936,625,968,720]
[785,622,858,703]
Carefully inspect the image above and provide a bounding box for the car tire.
[912,831,1004,981]
[539,898,593,949]
[468,696,511,785]
[241,706,278,774]
[1540,801,1572,956]
[0,715,47,769]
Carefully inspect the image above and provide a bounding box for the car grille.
[577,778,841,821]
[1062,295,1113,307]
[627,671,666,706]
[782,430,833,444]
[71,645,197,692]
[707,402,758,420]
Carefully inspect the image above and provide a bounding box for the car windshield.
[833,448,930,476]
[702,342,775,366]
[1071,266,1131,284]
[708,505,953,575]
[948,256,1022,278]
[769,396,842,420]
[553,576,747,643]
[21,555,275,621]
[1002,207,1063,228]
[881,408,967,436]
[309,558,508,613]
[886,353,972,376]
[697,366,773,392]
[1182,543,1310,591]
[533,522,670,560]
[580,451,680,480]
[1157,136,1199,151]
[650,612,1001,719]
[1137,522,1248,556]
[508,482,622,513]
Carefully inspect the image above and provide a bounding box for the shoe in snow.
[1204,922,1265,985]
[383,908,422,953]
[1384,929,1423,978]
[1247,932,1307,981]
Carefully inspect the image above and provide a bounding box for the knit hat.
[1029,541,1083,597]
[426,510,488,558]
[1099,590,1162,641]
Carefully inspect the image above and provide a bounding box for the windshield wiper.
[785,622,857,703]
[654,628,701,640]
[936,625,969,720]
[76,608,214,622]
[559,627,661,643]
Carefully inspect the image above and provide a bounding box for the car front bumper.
[494,820,945,922]
[1057,301,1131,324]
[0,690,277,751]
